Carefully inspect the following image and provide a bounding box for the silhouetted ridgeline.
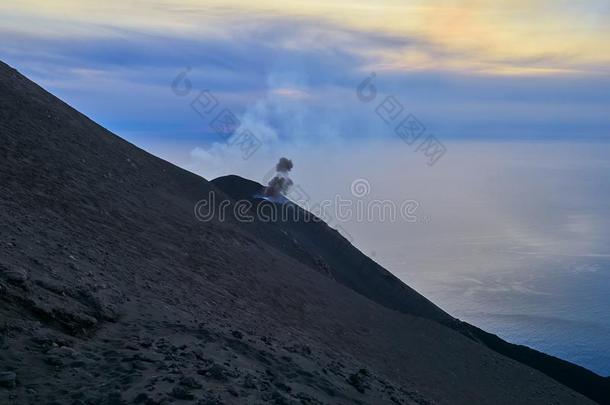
[211,177,610,404]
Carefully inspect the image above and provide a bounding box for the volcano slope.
[0,60,601,404]
[211,176,610,404]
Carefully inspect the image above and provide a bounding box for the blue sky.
[1,1,609,170]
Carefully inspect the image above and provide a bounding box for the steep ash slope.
[211,175,453,325]
[0,61,596,404]
[212,175,610,404]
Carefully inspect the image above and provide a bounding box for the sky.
[2,0,610,374]
[1,0,609,170]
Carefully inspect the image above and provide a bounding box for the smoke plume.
[265,157,294,197]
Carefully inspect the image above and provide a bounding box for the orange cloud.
[2,0,608,75]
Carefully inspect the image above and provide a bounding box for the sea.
[304,141,610,376]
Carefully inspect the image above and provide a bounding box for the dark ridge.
[212,174,610,404]
[212,175,454,325]
[462,324,610,405]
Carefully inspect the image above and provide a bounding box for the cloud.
[1,3,609,157]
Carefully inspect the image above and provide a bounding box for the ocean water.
[381,240,610,376]
[289,141,610,376]
[182,139,610,376]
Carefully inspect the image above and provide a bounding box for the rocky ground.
[0,60,602,404]
[1,305,431,404]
